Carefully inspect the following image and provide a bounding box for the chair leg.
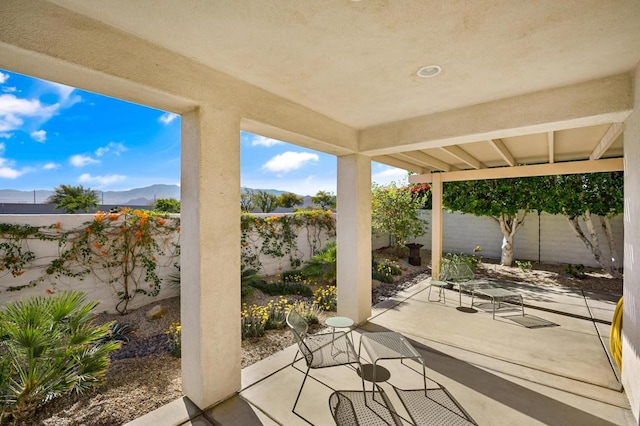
[292,365,312,417]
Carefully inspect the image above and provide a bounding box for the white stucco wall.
[373,210,624,269]
[622,64,640,423]
[0,215,179,314]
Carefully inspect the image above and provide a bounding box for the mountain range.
[0,185,302,206]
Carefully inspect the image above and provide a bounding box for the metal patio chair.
[286,308,365,417]
[329,388,402,426]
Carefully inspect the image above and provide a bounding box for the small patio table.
[455,280,489,307]
[359,331,427,402]
[471,287,524,319]
[326,316,355,357]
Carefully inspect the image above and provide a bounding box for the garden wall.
[1,210,623,313]
[372,210,624,268]
[0,214,180,314]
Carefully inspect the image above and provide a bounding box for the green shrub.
[280,270,307,283]
[442,252,480,271]
[565,263,586,279]
[0,291,119,423]
[241,303,268,339]
[249,281,313,297]
[515,260,533,273]
[302,242,337,284]
[166,322,181,357]
[314,286,337,311]
[372,258,402,283]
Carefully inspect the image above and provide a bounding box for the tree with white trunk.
[443,178,545,266]
[541,172,623,278]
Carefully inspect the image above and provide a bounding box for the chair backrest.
[329,391,360,426]
[441,260,474,282]
[286,308,313,366]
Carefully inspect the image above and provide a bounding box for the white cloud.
[0,72,8,84]
[0,94,59,132]
[43,162,60,170]
[0,157,24,179]
[45,81,81,108]
[2,87,18,93]
[372,166,409,186]
[70,154,100,167]
[0,142,4,155]
[30,130,47,142]
[262,151,319,174]
[251,135,283,147]
[0,132,12,139]
[95,141,127,157]
[159,112,178,125]
[79,173,126,186]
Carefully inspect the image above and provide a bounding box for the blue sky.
[0,69,406,196]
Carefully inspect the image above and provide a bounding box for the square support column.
[337,154,372,324]
[181,106,241,409]
[622,63,640,423]
[431,174,443,280]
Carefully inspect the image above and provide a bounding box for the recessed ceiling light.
[416,65,442,78]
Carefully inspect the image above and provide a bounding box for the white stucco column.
[431,174,443,280]
[181,106,241,409]
[337,154,372,324]
[623,63,640,423]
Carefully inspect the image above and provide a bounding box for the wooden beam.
[408,158,623,183]
[440,145,485,169]
[488,139,516,166]
[547,131,555,164]
[590,123,624,160]
[394,151,458,172]
[372,155,425,174]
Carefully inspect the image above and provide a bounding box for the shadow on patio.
[133,279,633,425]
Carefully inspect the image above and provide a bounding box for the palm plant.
[0,291,119,423]
[46,184,99,213]
[302,241,337,284]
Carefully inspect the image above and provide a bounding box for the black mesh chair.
[286,308,364,417]
[329,389,403,426]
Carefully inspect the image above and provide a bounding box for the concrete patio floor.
[130,279,633,425]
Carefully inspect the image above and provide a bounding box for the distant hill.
[0,185,312,206]
[0,184,181,206]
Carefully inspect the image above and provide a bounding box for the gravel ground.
[23,252,622,425]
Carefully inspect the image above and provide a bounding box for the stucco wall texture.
[0,210,623,313]
[373,210,624,269]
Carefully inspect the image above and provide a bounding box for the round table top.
[326,316,354,328]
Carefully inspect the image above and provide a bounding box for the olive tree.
[443,178,545,266]
[252,190,279,213]
[540,172,623,277]
[311,190,336,211]
[278,192,304,208]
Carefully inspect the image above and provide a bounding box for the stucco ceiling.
[42,0,639,173]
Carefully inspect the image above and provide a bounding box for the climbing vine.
[0,209,180,314]
[241,210,335,271]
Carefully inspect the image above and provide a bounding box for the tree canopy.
[278,192,304,209]
[311,190,336,211]
[154,198,180,213]
[372,182,426,251]
[46,184,99,214]
[443,177,546,266]
[252,190,279,213]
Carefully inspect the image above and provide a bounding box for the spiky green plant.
[301,241,337,284]
[0,291,119,423]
